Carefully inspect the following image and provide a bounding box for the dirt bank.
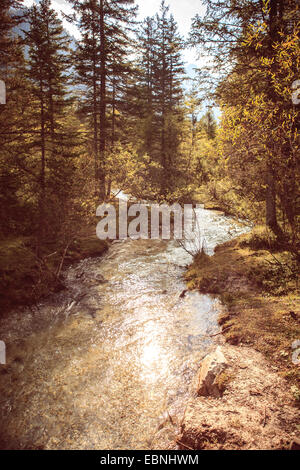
[178,228,300,449]
[178,343,300,450]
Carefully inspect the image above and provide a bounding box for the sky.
[23,0,207,75]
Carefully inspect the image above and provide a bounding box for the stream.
[0,207,249,450]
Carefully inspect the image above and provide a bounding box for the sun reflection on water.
[140,322,169,383]
[0,210,251,449]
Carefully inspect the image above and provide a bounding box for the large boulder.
[196,346,228,398]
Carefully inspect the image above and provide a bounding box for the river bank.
[184,227,300,388]
[178,226,300,449]
[178,343,300,450]
[0,232,108,314]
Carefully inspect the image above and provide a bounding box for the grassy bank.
[0,232,108,314]
[184,226,300,398]
[0,198,154,314]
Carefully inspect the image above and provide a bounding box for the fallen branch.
[167,411,175,426]
[262,406,267,427]
[175,439,194,450]
[209,326,231,337]
[56,240,72,278]
[179,289,188,298]
[44,251,58,258]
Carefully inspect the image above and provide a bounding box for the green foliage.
[0,238,36,281]
[67,0,137,198]
[135,1,186,198]
[0,237,42,310]
[0,235,108,313]
[1,0,299,312]
[189,0,299,250]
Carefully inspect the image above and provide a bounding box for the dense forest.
[0,0,299,306]
[0,0,299,452]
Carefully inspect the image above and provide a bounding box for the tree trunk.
[38,79,46,256]
[264,1,281,236]
[92,23,99,194]
[99,0,106,200]
[265,164,280,234]
[46,18,55,142]
[106,77,116,198]
[160,28,167,196]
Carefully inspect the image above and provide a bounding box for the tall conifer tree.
[67,0,137,199]
[26,0,76,249]
[137,1,185,196]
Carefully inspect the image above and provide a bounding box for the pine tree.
[66,0,137,200]
[136,16,157,157]
[0,1,30,236]
[0,0,23,70]
[201,108,216,140]
[137,1,185,197]
[26,0,76,250]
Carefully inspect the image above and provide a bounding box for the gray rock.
[197,346,228,398]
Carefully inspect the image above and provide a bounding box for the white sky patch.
[22,1,217,114]
[23,0,79,38]
[137,0,207,72]
[137,0,205,37]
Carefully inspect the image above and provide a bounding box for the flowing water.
[0,208,249,450]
